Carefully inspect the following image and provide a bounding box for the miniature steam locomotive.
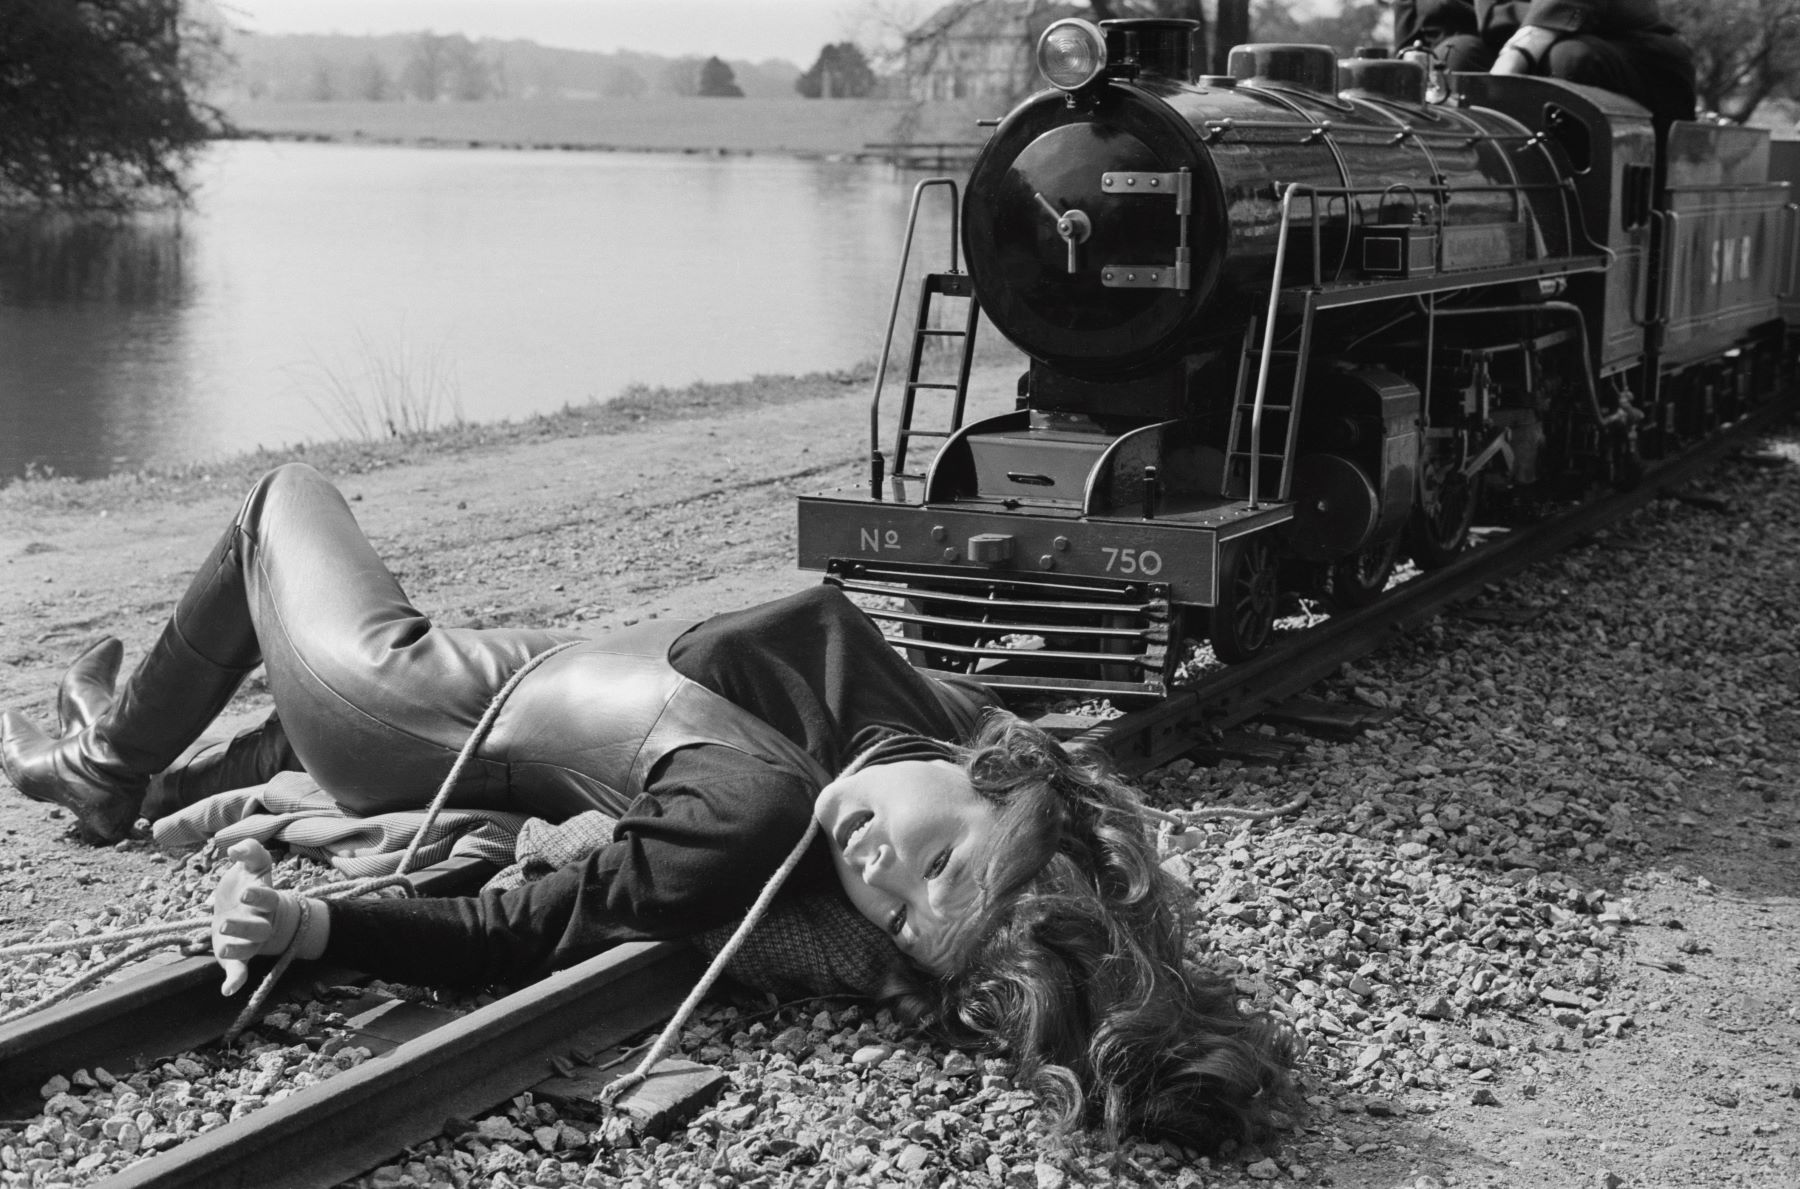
[798,17,1799,698]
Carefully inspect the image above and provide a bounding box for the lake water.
[0,140,960,483]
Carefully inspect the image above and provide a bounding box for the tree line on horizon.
[223,31,807,103]
[6,0,1800,211]
[227,33,882,104]
[240,34,883,104]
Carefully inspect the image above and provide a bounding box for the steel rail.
[0,400,1784,1189]
[0,853,499,1116]
[101,941,704,1189]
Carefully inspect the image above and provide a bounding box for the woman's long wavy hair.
[888,712,1299,1150]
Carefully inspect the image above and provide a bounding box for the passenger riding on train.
[1392,0,1697,122]
[0,463,1297,1149]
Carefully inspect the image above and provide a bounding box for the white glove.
[1493,25,1559,75]
[210,839,303,994]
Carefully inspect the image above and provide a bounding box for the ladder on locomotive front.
[866,178,980,497]
[1223,184,1329,508]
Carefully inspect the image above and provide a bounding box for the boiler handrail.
[1248,183,1319,509]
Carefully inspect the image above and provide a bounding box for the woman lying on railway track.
[1,462,1294,1149]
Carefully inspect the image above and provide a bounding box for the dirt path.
[1,380,1796,1187]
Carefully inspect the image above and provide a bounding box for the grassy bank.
[1,326,1026,511]
[0,364,874,512]
[219,97,999,157]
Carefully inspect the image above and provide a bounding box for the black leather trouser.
[1544,32,1697,124]
[197,463,582,816]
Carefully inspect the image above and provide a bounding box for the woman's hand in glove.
[211,839,314,994]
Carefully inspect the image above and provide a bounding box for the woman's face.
[814,758,999,974]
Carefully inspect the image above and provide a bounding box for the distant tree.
[663,56,703,96]
[401,31,451,100]
[698,56,744,97]
[525,62,560,99]
[347,54,393,102]
[1251,0,1386,57]
[398,31,490,101]
[797,42,878,97]
[600,62,648,98]
[443,35,492,100]
[0,0,227,210]
[1665,0,1800,121]
[307,57,336,102]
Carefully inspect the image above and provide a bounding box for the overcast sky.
[218,1,893,64]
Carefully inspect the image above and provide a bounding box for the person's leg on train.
[1543,33,1695,123]
[1436,33,1495,72]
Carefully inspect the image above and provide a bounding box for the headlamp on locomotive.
[1037,18,1108,91]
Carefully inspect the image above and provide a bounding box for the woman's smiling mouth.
[835,809,874,854]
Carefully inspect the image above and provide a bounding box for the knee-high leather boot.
[1,524,261,844]
[141,713,300,820]
[19,638,298,828]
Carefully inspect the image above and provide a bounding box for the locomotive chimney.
[1100,18,1199,83]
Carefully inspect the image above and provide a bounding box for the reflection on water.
[0,213,202,482]
[0,212,191,305]
[0,141,955,483]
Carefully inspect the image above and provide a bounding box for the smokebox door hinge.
[1098,167,1192,291]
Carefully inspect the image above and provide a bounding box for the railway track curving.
[0,401,1786,1189]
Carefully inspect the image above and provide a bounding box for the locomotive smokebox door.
[963,98,1225,375]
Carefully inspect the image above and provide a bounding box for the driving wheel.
[1324,534,1401,609]
[1209,534,1278,662]
[1407,446,1478,569]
